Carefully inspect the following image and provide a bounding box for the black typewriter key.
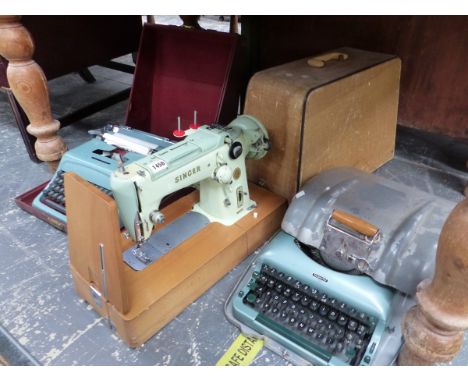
[298,321,306,330]
[265,290,272,298]
[319,305,329,316]
[328,310,338,321]
[292,292,301,302]
[347,320,358,331]
[289,303,297,312]
[308,319,318,329]
[281,298,288,306]
[326,336,334,345]
[329,298,337,306]
[335,327,345,339]
[255,286,265,296]
[316,332,325,341]
[300,295,310,306]
[358,312,368,322]
[294,281,302,289]
[269,267,277,276]
[320,293,328,302]
[337,315,348,326]
[259,275,268,285]
[349,308,357,316]
[271,306,279,314]
[309,301,319,311]
[311,288,318,296]
[278,272,285,279]
[288,316,297,325]
[307,327,315,336]
[302,285,310,294]
[283,288,292,297]
[267,279,276,288]
[356,339,364,348]
[299,308,306,315]
[339,302,347,310]
[357,325,367,336]
[280,311,288,320]
[285,276,293,283]
[336,342,344,353]
[275,283,284,293]
[345,332,356,342]
[263,302,271,311]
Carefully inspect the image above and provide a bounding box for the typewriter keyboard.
[242,263,377,365]
[40,170,113,214]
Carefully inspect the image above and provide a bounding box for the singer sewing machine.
[31,124,172,227]
[64,115,287,346]
[110,115,272,270]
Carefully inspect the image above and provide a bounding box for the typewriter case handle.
[331,209,379,238]
[307,52,349,68]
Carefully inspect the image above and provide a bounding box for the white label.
[149,159,167,174]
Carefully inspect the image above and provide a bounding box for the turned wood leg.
[398,197,468,365]
[229,16,239,34]
[0,16,67,162]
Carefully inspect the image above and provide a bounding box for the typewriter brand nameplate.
[123,211,210,271]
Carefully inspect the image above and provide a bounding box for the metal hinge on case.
[319,209,381,272]
[88,243,113,329]
[89,284,104,308]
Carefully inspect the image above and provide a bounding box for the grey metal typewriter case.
[282,167,456,296]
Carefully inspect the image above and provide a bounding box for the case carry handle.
[307,52,349,68]
[331,209,379,238]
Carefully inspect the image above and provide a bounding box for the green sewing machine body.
[110,115,271,243]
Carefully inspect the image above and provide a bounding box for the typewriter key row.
[40,170,113,214]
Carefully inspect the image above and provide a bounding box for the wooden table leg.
[398,197,468,365]
[0,16,67,162]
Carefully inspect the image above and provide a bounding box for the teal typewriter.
[226,168,455,366]
[31,125,172,226]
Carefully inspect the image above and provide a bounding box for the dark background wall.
[243,16,468,140]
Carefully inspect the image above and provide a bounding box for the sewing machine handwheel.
[229,141,243,159]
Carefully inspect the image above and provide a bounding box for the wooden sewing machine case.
[64,173,286,347]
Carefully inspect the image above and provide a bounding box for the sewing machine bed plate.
[123,211,210,271]
[65,173,287,347]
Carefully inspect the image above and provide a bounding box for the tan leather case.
[245,47,401,200]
